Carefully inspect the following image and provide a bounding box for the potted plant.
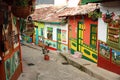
[11,0,32,18]
[88,9,101,21]
[102,10,114,23]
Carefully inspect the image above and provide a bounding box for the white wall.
[67,0,80,7]
[54,0,80,7]
[44,23,68,44]
[54,0,67,6]
[98,18,107,42]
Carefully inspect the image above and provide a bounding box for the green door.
[77,22,84,52]
[57,29,61,50]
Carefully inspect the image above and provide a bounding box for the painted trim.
[37,20,66,25]
[44,38,68,46]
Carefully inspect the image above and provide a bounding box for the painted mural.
[5,58,11,80]
[5,50,20,80]
[99,43,110,60]
[112,49,120,66]
[11,51,20,73]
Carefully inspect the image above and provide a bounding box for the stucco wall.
[44,23,68,44]
[98,18,107,42]
[54,0,67,6]
[84,17,97,45]
[43,23,68,52]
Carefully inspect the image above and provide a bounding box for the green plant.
[88,9,102,21]
[13,0,30,7]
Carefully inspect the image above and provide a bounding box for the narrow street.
[18,45,98,80]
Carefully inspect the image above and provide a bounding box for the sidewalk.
[22,42,120,80]
[60,53,120,80]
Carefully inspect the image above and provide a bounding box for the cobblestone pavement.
[18,45,98,80]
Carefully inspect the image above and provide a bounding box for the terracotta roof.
[31,5,67,23]
[59,3,99,17]
[31,3,98,23]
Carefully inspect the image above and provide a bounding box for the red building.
[60,3,99,63]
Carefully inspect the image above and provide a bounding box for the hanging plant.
[88,9,102,21]
[102,10,114,23]
[11,0,36,18]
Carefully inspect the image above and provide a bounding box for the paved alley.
[18,45,98,80]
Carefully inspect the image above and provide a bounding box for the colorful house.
[97,1,120,74]
[60,3,99,63]
[31,6,69,52]
[31,0,82,51]
[82,0,120,74]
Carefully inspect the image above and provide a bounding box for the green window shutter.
[90,24,97,49]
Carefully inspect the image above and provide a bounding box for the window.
[90,24,97,49]
[47,27,53,40]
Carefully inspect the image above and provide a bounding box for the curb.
[60,53,120,80]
